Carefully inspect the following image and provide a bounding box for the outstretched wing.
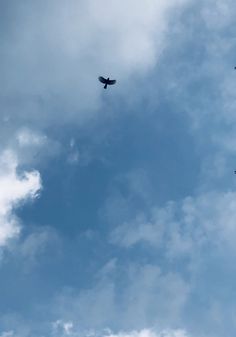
[98,76,107,84]
[107,79,116,85]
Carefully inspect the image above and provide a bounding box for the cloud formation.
[0,150,41,247]
[1,0,189,128]
[104,330,189,337]
[110,190,236,258]
[0,327,190,337]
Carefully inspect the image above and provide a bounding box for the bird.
[98,76,116,89]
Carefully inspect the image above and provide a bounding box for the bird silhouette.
[98,76,116,89]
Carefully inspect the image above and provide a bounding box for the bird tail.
[104,84,107,89]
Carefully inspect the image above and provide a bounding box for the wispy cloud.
[110,190,236,257]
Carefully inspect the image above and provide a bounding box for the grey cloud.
[1,0,189,128]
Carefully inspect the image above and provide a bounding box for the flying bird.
[98,76,116,89]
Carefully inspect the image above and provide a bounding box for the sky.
[1,0,236,336]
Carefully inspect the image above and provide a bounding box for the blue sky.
[1,1,236,337]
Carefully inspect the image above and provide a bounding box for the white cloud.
[110,190,236,258]
[104,330,189,337]
[0,150,41,247]
[85,0,187,73]
[52,320,74,336]
[111,213,163,248]
[50,325,189,337]
[52,261,190,332]
[4,128,61,167]
[16,129,47,148]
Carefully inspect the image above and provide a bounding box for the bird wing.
[98,76,107,84]
[107,79,116,85]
